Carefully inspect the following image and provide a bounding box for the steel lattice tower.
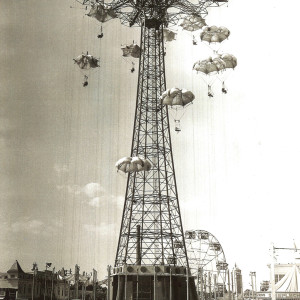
[107,0,226,270]
[115,23,188,268]
[79,1,227,299]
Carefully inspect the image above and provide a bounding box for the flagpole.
[32,271,34,300]
[270,244,276,300]
[44,263,51,300]
[44,266,47,300]
[93,269,97,300]
[51,268,55,300]
[68,280,70,300]
[107,265,111,300]
[32,263,37,300]
[81,282,84,300]
[63,270,66,300]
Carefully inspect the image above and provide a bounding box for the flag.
[46,263,52,268]
[32,262,38,275]
[32,262,38,271]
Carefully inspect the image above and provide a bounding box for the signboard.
[256,292,300,300]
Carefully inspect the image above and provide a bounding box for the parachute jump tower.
[78,0,227,299]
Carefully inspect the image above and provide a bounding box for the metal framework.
[109,0,227,269]
[115,23,188,267]
[185,230,228,298]
[78,0,227,27]
[77,0,227,273]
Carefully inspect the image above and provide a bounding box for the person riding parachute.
[178,15,207,45]
[193,56,226,97]
[121,42,141,73]
[215,53,237,94]
[86,2,117,38]
[163,28,177,42]
[193,54,237,97]
[73,52,100,87]
[160,87,195,132]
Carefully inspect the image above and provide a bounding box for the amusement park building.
[0,261,76,300]
[273,264,300,283]
[257,264,300,300]
[235,267,243,294]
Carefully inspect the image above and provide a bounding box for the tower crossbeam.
[115,24,188,268]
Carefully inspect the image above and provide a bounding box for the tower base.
[108,265,198,300]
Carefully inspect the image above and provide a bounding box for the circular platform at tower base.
[107,265,198,300]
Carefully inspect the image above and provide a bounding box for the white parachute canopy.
[200,26,230,43]
[160,87,195,107]
[193,54,237,97]
[116,156,152,173]
[178,15,207,32]
[163,28,177,42]
[193,57,226,75]
[73,53,100,86]
[121,43,141,58]
[218,53,237,69]
[160,87,195,132]
[73,53,100,70]
[87,2,117,23]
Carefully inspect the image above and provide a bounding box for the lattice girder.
[115,25,188,268]
[77,0,227,27]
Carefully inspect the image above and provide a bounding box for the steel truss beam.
[115,24,188,268]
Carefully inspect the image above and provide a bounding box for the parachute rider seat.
[208,85,214,98]
[175,120,181,133]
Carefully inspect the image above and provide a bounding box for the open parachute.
[74,53,100,70]
[193,54,237,97]
[200,26,230,44]
[121,43,141,58]
[179,15,206,32]
[219,53,237,69]
[179,15,207,45]
[116,156,152,173]
[193,57,226,74]
[73,52,100,87]
[160,88,195,132]
[87,2,117,23]
[163,28,177,42]
[121,42,141,73]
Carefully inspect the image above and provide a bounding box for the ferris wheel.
[185,230,228,298]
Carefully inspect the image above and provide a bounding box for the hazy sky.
[1,0,300,289]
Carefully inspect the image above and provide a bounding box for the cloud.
[68,184,81,195]
[55,181,122,209]
[55,184,81,196]
[53,163,69,176]
[3,217,62,236]
[82,183,103,198]
[11,219,43,234]
[83,223,117,235]
[88,197,101,207]
[9,218,60,236]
